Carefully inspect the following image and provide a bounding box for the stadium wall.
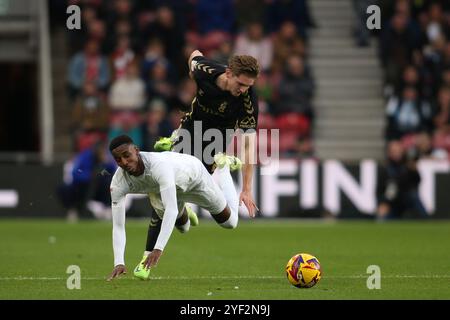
[0,159,449,218]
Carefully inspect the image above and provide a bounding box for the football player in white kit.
[106,135,240,281]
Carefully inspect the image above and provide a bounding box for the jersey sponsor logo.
[198,102,224,117]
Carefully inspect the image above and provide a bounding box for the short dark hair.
[109,135,133,152]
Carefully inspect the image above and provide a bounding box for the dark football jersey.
[188,56,259,131]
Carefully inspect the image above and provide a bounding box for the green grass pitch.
[0,219,449,300]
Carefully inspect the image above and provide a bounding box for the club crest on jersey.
[218,102,227,113]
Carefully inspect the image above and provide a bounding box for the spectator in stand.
[143,6,185,77]
[423,35,447,95]
[210,40,233,65]
[394,65,422,96]
[408,131,448,160]
[109,62,146,112]
[145,59,176,105]
[441,67,450,88]
[106,0,135,22]
[254,71,275,112]
[190,0,235,56]
[109,62,146,148]
[196,0,235,35]
[352,0,373,47]
[103,0,139,51]
[425,2,447,44]
[442,42,450,69]
[109,35,135,81]
[87,19,108,53]
[167,108,184,132]
[140,39,172,83]
[104,18,139,54]
[67,6,100,54]
[433,86,450,155]
[385,86,433,141]
[68,40,110,99]
[379,11,422,87]
[233,22,273,72]
[234,0,268,30]
[108,112,144,149]
[71,81,109,152]
[57,141,117,222]
[271,21,307,75]
[376,140,428,220]
[265,0,315,40]
[173,77,197,113]
[142,99,174,151]
[276,54,315,120]
[433,86,450,130]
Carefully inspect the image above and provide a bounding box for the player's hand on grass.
[143,249,162,269]
[107,264,127,281]
[239,191,259,218]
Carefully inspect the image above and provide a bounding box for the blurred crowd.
[377,0,450,161]
[374,0,450,219]
[58,0,316,157]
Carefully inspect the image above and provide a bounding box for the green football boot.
[133,254,150,280]
[185,205,199,227]
[214,153,242,171]
[153,137,173,152]
[154,131,179,152]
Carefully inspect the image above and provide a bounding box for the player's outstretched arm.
[240,133,259,217]
[107,193,127,280]
[144,173,179,269]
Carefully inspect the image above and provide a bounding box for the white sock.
[144,251,151,256]
[217,166,239,228]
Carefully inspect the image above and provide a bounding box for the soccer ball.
[285,253,322,288]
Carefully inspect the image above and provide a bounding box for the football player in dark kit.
[176,49,259,206]
[175,50,259,213]
[133,50,260,280]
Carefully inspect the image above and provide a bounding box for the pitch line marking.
[0,275,449,281]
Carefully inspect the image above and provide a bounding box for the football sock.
[175,207,190,233]
[175,208,191,233]
[217,166,239,228]
[145,216,162,251]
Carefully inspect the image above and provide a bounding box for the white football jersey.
[110,151,205,200]
[109,150,228,266]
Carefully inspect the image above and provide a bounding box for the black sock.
[145,213,162,251]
